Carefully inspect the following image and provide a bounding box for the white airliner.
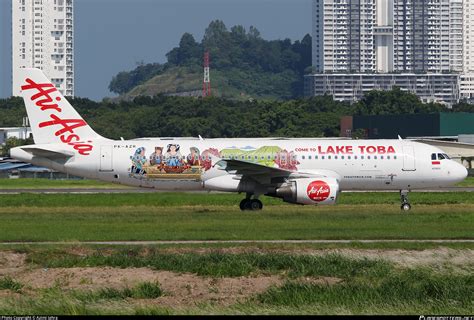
[11,69,468,211]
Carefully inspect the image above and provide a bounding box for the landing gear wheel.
[250,199,263,211]
[239,198,263,211]
[400,190,411,212]
[401,203,411,211]
[239,199,250,211]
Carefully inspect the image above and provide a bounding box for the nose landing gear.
[400,190,411,211]
[239,193,263,211]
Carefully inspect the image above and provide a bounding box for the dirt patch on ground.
[13,267,285,307]
[0,247,472,307]
[306,248,474,271]
[0,251,27,276]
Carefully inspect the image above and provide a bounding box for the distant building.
[308,0,473,105]
[0,127,32,145]
[12,0,74,97]
[340,113,474,140]
[304,73,460,106]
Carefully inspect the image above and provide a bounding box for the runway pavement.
[0,187,473,194]
[1,239,473,246]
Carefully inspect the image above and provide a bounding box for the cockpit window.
[437,153,445,160]
[431,153,436,160]
[443,153,451,160]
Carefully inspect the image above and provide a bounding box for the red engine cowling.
[275,177,340,205]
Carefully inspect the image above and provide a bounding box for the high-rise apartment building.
[12,0,74,97]
[464,0,474,73]
[392,0,463,73]
[312,0,375,73]
[309,0,473,106]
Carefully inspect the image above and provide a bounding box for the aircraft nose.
[454,163,468,181]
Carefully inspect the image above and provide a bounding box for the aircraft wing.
[216,159,291,175]
[20,147,74,160]
[214,159,332,185]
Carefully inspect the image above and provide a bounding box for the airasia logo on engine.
[307,180,331,202]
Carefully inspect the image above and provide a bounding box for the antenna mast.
[202,51,211,97]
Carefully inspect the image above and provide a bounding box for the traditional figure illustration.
[164,144,183,167]
[274,150,299,171]
[130,147,147,175]
[187,147,201,166]
[201,148,220,171]
[149,147,163,166]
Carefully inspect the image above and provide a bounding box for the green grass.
[76,282,163,301]
[0,202,472,241]
[256,269,474,314]
[0,191,473,207]
[26,249,392,278]
[0,178,130,189]
[1,249,473,315]
[0,276,23,292]
[456,176,474,187]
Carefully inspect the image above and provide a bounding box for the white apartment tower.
[312,0,375,73]
[313,0,465,74]
[12,0,74,97]
[310,0,474,105]
[464,0,474,73]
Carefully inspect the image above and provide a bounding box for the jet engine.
[273,177,340,205]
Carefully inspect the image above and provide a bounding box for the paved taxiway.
[1,187,473,194]
[1,240,473,246]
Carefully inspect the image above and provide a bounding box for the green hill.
[110,20,312,100]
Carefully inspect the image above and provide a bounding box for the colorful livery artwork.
[129,145,299,180]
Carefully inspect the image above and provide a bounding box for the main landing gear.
[240,193,263,211]
[400,190,411,212]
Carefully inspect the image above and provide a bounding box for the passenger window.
[431,153,437,160]
[367,156,371,160]
[360,155,364,160]
[328,156,332,160]
[387,156,390,160]
[302,155,306,160]
[335,155,338,160]
[394,155,397,159]
[315,155,318,160]
[374,156,377,160]
[321,156,325,160]
[380,156,384,160]
[341,156,345,160]
[308,155,312,160]
[354,155,357,160]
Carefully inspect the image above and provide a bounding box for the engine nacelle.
[275,177,340,205]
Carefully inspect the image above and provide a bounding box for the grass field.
[0,178,130,189]
[0,183,472,315]
[0,177,473,189]
[0,192,473,242]
[0,246,472,315]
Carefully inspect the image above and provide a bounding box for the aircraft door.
[402,146,416,171]
[100,145,114,172]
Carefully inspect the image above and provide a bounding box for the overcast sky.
[0,0,311,100]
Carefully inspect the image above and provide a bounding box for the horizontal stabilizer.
[21,146,74,160]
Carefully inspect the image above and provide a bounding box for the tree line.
[1,88,472,155]
[108,20,312,99]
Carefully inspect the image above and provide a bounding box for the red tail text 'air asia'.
[21,78,93,155]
